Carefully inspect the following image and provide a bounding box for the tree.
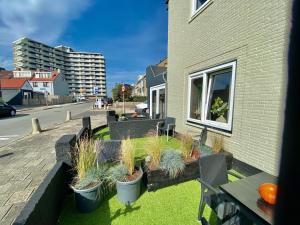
[111,83,133,102]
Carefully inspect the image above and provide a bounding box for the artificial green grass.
[72,127,239,225]
[93,127,110,140]
[93,126,181,160]
[58,180,212,225]
[58,173,238,225]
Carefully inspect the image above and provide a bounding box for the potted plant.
[110,138,143,205]
[194,109,201,120]
[71,139,109,213]
[210,97,228,122]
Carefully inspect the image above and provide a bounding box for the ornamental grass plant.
[120,138,135,176]
[74,139,98,181]
[211,134,224,153]
[160,149,185,179]
[145,133,161,168]
[180,132,194,158]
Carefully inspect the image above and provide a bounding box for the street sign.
[121,85,125,93]
[93,86,99,95]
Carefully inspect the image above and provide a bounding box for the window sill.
[186,121,232,137]
[189,0,213,24]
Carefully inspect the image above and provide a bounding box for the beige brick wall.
[167,0,292,175]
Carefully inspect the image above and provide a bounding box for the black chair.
[198,154,242,225]
[156,117,176,141]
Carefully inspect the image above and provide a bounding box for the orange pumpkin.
[258,183,278,205]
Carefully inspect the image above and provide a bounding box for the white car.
[135,101,148,113]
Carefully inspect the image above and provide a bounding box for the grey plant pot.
[116,168,143,205]
[72,182,103,213]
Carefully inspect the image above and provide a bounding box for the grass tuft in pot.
[73,139,98,185]
[180,132,194,158]
[121,138,135,176]
[109,137,141,182]
[160,149,185,179]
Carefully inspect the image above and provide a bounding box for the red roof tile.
[0,78,27,89]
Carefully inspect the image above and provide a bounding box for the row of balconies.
[15,47,104,64]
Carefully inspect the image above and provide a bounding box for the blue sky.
[0,0,168,96]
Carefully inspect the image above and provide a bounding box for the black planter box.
[200,145,233,170]
[141,159,200,192]
[222,150,233,170]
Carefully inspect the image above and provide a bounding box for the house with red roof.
[0,78,33,105]
[27,71,69,96]
[12,70,69,96]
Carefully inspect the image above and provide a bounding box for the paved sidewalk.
[15,101,86,113]
[0,113,106,225]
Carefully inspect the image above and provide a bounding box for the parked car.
[0,102,16,117]
[135,100,148,113]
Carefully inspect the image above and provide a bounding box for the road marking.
[0,135,19,141]
[0,137,10,141]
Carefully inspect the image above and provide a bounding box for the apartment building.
[13,37,106,97]
[166,0,291,175]
[133,74,147,97]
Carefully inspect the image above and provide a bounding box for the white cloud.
[0,0,91,69]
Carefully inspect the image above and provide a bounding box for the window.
[192,0,210,15]
[43,82,49,87]
[33,82,38,87]
[187,61,236,131]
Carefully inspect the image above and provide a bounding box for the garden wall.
[109,118,163,139]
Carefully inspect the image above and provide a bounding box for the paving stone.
[9,179,32,193]
[5,189,34,205]
[0,205,11,220]
[0,184,12,195]
[10,172,31,182]
[2,203,25,224]
[0,175,12,185]
[0,192,13,206]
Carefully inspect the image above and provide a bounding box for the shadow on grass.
[58,183,147,225]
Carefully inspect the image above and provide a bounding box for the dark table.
[220,172,277,225]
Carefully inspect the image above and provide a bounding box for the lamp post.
[122,83,125,114]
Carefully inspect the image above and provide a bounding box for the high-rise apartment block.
[13,37,106,97]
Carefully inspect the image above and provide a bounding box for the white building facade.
[13,70,69,96]
[13,37,106,97]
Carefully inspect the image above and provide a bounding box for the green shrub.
[159,149,185,179]
[132,96,147,102]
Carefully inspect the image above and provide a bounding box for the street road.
[0,102,95,147]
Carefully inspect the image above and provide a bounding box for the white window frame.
[187,61,236,131]
[150,84,166,119]
[191,0,211,17]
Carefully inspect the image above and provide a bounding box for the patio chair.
[198,154,242,225]
[156,117,176,141]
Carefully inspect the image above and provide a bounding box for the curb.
[16,102,86,112]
